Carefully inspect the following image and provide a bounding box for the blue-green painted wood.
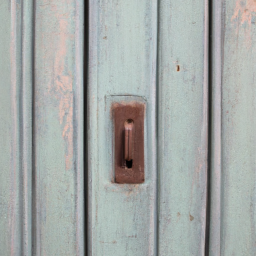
[34,0,84,255]
[0,1,33,255]
[210,0,256,255]
[158,0,209,255]
[209,0,222,255]
[88,0,157,255]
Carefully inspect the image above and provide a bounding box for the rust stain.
[50,17,73,170]
[189,214,194,221]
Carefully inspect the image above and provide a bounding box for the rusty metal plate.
[112,102,145,184]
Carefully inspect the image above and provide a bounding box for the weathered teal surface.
[209,0,222,255]
[158,0,208,255]
[0,0,84,255]
[34,0,84,255]
[0,0,33,255]
[3,0,256,255]
[210,0,256,255]
[88,0,157,255]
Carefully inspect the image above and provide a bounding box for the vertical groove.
[84,0,89,255]
[10,0,34,254]
[152,1,158,256]
[75,0,85,255]
[22,0,33,255]
[208,0,222,255]
[203,0,210,254]
[32,0,37,254]
[20,0,25,254]
[205,0,212,254]
[87,0,99,254]
[156,0,160,255]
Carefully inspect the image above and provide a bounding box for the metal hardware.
[113,102,145,184]
[124,119,134,163]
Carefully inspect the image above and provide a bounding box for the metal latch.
[113,102,145,184]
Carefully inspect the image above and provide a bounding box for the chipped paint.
[232,0,256,25]
[50,17,74,170]
[232,0,256,43]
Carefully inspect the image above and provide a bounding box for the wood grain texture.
[34,0,84,255]
[0,1,33,255]
[210,0,256,255]
[88,1,157,255]
[157,0,208,255]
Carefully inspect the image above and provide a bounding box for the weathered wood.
[210,0,256,255]
[34,0,84,255]
[157,0,209,255]
[88,0,157,255]
[0,0,33,255]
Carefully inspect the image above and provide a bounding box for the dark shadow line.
[84,0,89,255]
[205,0,212,255]
[156,0,160,255]
[32,0,36,254]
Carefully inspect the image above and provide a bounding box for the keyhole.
[126,159,133,169]
[124,119,134,169]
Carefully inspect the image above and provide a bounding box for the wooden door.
[209,0,256,255]
[1,0,256,255]
[0,0,84,255]
[88,0,208,255]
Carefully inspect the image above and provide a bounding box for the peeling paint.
[50,17,73,170]
[232,0,256,44]
[232,0,256,25]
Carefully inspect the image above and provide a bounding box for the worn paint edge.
[209,0,222,255]
[74,0,85,255]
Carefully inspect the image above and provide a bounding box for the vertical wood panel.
[34,0,84,255]
[157,0,208,255]
[210,0,256,255]
[0,1,33,255]
[88,0,157,255]
[209,0,222,255]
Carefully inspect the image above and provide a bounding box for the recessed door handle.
[113,102,145,184]
[124,119,134,168]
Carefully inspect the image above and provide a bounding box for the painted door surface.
[209,0,256,255]
[88,0,208,255]
[0,0,84,255]
[1,0,256,255]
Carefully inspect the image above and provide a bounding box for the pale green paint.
[0,0,83,255]
[209,0,222,255]
[34,0,84,255]
[0,1,15,254]
[210,0,256,255]
[158,0,208,255]
[3,0,256,255]
[0,1,33,255]
[88,0,157,255]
